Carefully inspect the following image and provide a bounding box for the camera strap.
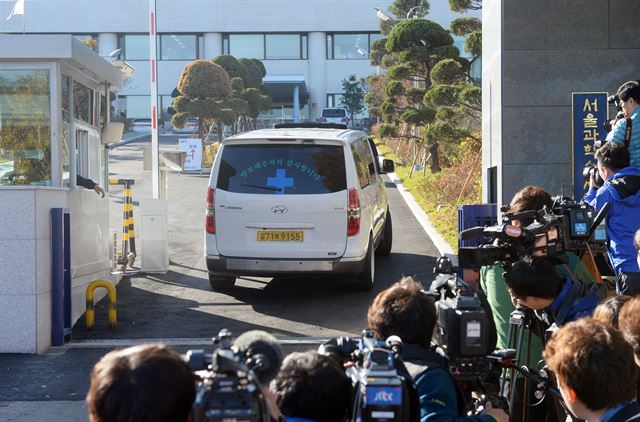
[624,117,632,149]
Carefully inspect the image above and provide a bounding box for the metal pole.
[149,0,160,199]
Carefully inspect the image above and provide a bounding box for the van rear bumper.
[206,254,366,276]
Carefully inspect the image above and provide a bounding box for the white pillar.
[203,33,223,60]
[308,32,326,121]
[98,33,118,58]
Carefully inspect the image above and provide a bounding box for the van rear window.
[216,144,347,195]
[322,108,346,118]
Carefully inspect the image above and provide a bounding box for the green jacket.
[479,252,594,364]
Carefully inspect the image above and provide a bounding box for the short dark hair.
[593,295,632,329]
[596,141,630,171]
[634,228,640,251]
[504,257,563,300]
[544,318,638,411]
[616,80,640,103]
[87,344,196,422]
[367,276,436,347]
[274,351,351,422]
[619,296,640,359]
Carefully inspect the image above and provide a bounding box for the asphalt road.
[0,135,442,419]
[75,135,441,340]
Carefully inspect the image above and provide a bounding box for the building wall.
[485,0,640,207]
[3,0,478,121]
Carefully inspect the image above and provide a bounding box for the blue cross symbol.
[267,168,294,195]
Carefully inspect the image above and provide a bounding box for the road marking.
[51,336,332,350]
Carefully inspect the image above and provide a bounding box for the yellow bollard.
[86,280,117,330]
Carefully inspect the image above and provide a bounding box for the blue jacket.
[414,367,496,422]
[584,166,640,273]
[546,278,601,326]
[607,107,640,168]
[600,401,640,422]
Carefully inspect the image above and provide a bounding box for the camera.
[582,161,605,187]
[603,94,626,133]
[319,331,420,422]
[457,197,609,268]
[185,329,282,422]
[428,256,499,384]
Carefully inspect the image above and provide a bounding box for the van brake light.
[206,187,215,234]
[347,188,360,236]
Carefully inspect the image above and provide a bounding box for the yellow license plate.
[257,231,304,242]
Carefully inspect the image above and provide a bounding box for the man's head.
[504,257,563,310]
[543,319,638,420]
[87,344,196,422]
[273,351,351,422]
[367,276,436,347]
[592,294,632,329]
[596,138,631,180]
[618,296,640,366]
[616,80,640,118]
[509,186,554,226]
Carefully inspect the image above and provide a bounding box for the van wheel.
[209,274,236,291]
[350,236,375,291]
[375,210,392,256]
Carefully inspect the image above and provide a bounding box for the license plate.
[257,231,304,242]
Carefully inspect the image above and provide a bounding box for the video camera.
[319,331,420,422]
[428,256,500,385]
[185,329,283,422]
[457,197,609,269]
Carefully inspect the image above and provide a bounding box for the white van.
[204,124,394,291]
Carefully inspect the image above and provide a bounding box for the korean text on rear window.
[322,108,346,118]
[216,144,347,195]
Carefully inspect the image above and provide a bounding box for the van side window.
[351,138,376,188]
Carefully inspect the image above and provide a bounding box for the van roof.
[223,128,366,144]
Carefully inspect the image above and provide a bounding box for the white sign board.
[178,139,202,171]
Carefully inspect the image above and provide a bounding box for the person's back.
[86,343,196,422]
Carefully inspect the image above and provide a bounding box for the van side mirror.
[382,159,395,174]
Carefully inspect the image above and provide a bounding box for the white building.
[2,0,473,127]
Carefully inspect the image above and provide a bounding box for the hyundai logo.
[271,205,288,214]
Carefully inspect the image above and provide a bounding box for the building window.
[125,95,151,119]
[62,74,71,187]
[265,34,301,60]
[229,34,264,59]
[0,69,51,186]
[198,35,204,59]
[223,33,307,60]
[123,34,150,60]
[327,33,381,60]
[73,80,94,125]
[160,34,197,60]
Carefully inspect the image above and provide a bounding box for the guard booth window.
[76,129,89,179]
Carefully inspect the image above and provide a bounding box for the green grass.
[375,136,480,251]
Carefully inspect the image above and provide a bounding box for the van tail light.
[347,188,360,236]
[206,187,216,234]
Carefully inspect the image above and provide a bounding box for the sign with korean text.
[572,92,608,199]
[178,138,202,172]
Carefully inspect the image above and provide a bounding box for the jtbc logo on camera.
[366,386,402,405]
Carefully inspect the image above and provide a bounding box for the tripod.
[500,306,574,422]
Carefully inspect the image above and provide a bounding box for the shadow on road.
[72,252,437,341]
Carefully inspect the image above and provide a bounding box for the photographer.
[480,186,595,356]
[504,257,603,328]
[367,276,508,422]
[585,141,640,295]
[86,343,196,422]
[606,80,640,168]
[272,351,351,422]
[543,318,640,421]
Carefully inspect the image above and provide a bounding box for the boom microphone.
[233,330,283,386]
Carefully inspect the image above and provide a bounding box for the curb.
[387,172,455,256]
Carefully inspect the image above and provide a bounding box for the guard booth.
[0,35,123,352]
